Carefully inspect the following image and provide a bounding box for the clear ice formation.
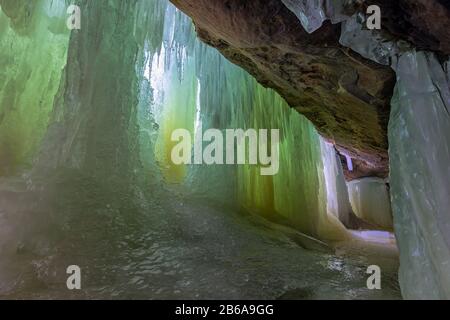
[280,0,347,33]
[321,140,353,228]
[347,177,392,229]
[339,13,408,66]
[389,52,450,299]
[282,0,450,299]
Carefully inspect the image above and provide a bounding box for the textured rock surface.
[170,0,395,179]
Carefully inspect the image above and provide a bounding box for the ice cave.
[0,0,449,300]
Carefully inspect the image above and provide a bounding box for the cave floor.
[0,183,401,300]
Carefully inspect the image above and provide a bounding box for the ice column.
[347,178,393,229]
[389,51,450,299]
[320,140,353,228]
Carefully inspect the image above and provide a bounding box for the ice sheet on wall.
[0,0,70,176]
[150,3,351,240]
[389,51,450,299]
[347,177,392,229]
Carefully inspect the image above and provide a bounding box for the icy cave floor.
[0,180,401,300]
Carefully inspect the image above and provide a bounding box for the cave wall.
[169,0,450,299]
[170,0,396,180]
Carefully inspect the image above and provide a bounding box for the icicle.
[344,154,353,172]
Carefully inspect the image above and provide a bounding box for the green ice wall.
[0,0,348,241]
[0,0,70,176]
[148,3,348,240]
